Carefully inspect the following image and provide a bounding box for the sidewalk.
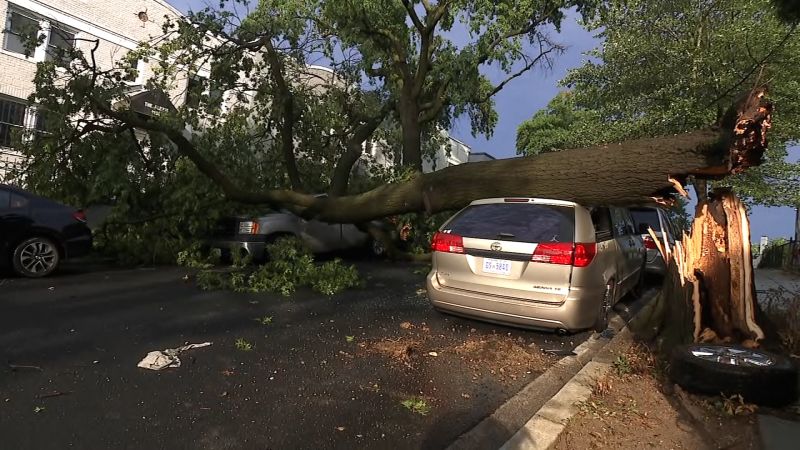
[755,269,800,312]
[754,269,800,450]
[755,269,800,296]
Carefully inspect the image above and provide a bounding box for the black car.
[0,184,92,277]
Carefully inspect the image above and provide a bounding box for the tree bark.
[329,113,387,196]
[399,97,423,172]
[264,39,303,191]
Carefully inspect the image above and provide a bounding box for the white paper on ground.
[137,342,212,371]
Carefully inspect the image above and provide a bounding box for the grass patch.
[235,338,253,351]
[401,397,431,416]
[612,355,632,376]
[254,315,273,326]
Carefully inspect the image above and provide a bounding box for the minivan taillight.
[72,210,87,223]
[573,243,597,267]
[531,242,574,265]
[531,242,596,267]
[431,232,464,254]
[642,235,658,250]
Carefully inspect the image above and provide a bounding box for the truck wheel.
[670,344,798,406]
[370,238,386,257]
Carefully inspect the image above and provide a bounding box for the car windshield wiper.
[497,232,516,239]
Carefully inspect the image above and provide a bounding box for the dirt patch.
[364,326,556,381]
[454,334,554,380]
[553,346,761,450]
[366,337,423,367]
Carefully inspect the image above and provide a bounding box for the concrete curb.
[499,325,636,450]
[447,290,657,450]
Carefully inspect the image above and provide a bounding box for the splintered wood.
[656,190,764,345]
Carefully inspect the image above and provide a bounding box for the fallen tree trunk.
[101,88,771,223]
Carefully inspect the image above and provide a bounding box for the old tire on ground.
[12,236,60,278]
[670,344,799,407]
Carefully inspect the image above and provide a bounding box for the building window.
[185,74,223,111]
[3,10,40,56]
[3,8,75,65]
[45,25,75,67]
[185,74,205,108]
[0,97,28,148]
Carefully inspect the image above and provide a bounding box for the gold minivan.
[426,198,646,333]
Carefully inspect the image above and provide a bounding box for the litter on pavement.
[137,342,212,371]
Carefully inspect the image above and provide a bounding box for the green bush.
[186,236,361,296]
[177,242,221,269]
[196,269,230,291]
[309,258,361,295]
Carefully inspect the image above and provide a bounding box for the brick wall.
[0,1,38,100]
[39,0,180,44]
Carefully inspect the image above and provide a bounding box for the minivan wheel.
[594,281,614,333]
[12,237,60,278]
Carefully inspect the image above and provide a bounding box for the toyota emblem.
[490,242,502,252]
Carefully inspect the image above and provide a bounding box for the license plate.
[483,258,511,276]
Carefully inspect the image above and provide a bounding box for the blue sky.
[172,1,798,241]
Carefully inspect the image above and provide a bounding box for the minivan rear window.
[444,203,575,243]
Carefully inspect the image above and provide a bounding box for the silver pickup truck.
[208,211,386,260]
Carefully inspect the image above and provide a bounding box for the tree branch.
[477,46,558,103]
[418,78,450,123]
[401,0,425,33]
[263,38,304,191]
[329,107,390,196]
[86,96,316,210]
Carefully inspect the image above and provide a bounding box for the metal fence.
[759,240,800,271]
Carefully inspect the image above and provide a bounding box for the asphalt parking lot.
[0,261,596,449]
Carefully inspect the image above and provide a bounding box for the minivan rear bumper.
[426,272,604,332]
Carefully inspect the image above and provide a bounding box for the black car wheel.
[12,237,60,278]
[670,344,799,406]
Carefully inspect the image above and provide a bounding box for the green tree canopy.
[12,0,595,262]
[517,0,800,206]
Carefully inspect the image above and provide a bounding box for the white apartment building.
[0,0,188,180]
[0,0,476,182]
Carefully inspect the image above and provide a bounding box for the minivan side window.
[612,208,638,236]
[591,207,613,242]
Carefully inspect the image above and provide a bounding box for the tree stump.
[654,189,765,349]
